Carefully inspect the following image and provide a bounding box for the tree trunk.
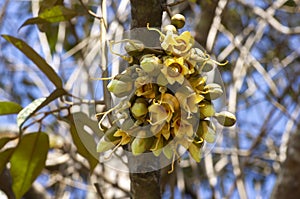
[129,0,165,198]
[130,0,164,29]
[271,130,300,199]
[128,154,161,199]
[194,0,218,50]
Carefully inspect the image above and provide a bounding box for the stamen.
[168,152,176,174]
[194,137,204,144]
[147,23,165,39]
[104,141,122,160]
[186,137,194,142]
[115,101,131,114]
[109,40,133,63]
[151,135,161,151]
[96,105,121,130]
[112,112,128,124]
[204,52,228,66]
[89,76,114,81]
[211,59,228,66]
[148,119,164,126]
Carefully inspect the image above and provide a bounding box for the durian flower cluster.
[96,14,236,168]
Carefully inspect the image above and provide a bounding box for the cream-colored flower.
[140,54,162,75]
[151,123,171,140]
[113,129,131,145]
[148,101,174,125]
[189,75,207,94]
[147,24,194,56]
[150,123,171,156]
[160,93,180,113]
[175,86,204,117]
[162,57,189,84]
[135,83,158,99]
[172,116,194,138]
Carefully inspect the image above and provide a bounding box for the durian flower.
[135,83,158,99]
[134,72,158,98]
[140,54,162,75]
[188,137,204,162]
[172,116,194,138]
[150,124,171,156]
[151,123,171,140]
[147,24,194,56]
[107,79,133,98]
[162,57,189,84]
[113,129,131,145]
[160,93,180,113]
[148,101,174,125]
[188,48,228,73]
[130,98,148,119]
[189,76,207,94]
[175,86,204,118]
[135,75,150,88]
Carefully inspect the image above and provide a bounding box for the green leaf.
[65,113,99,173]
[0,101,22,115]
[1,35,63,88]
[10,132,49,199]
[17,89,67,129]
[284,0,297,7]
[0,148,15,174]
[20,5,78,29]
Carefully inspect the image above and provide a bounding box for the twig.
[166,0,188,7]
[161,0,189,18]
[161,2,173,18]
[78,0,107,29]
[94,183,105,199]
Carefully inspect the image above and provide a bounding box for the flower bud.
[140,54,162,74]
[107,79,133,98]
[163,143,173,159]
[189,75,207,94]
[131,135,154,156]
[196,120,208,137]
[171,14,186,29]
[96,125,119,153]
[124,40,144,55]
[199,100,215,118]
[151,136,164,156]
[162,25,177,34]
[203,127,216,143]
[202,60,214,72]
[214,111,236,127]
[157,72,169,86]
[190,48,206,60]
[202,83,223,100]
[188,141,202,162]
[130,98,148,119]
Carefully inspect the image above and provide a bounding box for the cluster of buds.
[96,14,236,170]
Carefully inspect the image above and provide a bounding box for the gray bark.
[129,0,165,198]
[130,0,164,29]
[271,130,300,199]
